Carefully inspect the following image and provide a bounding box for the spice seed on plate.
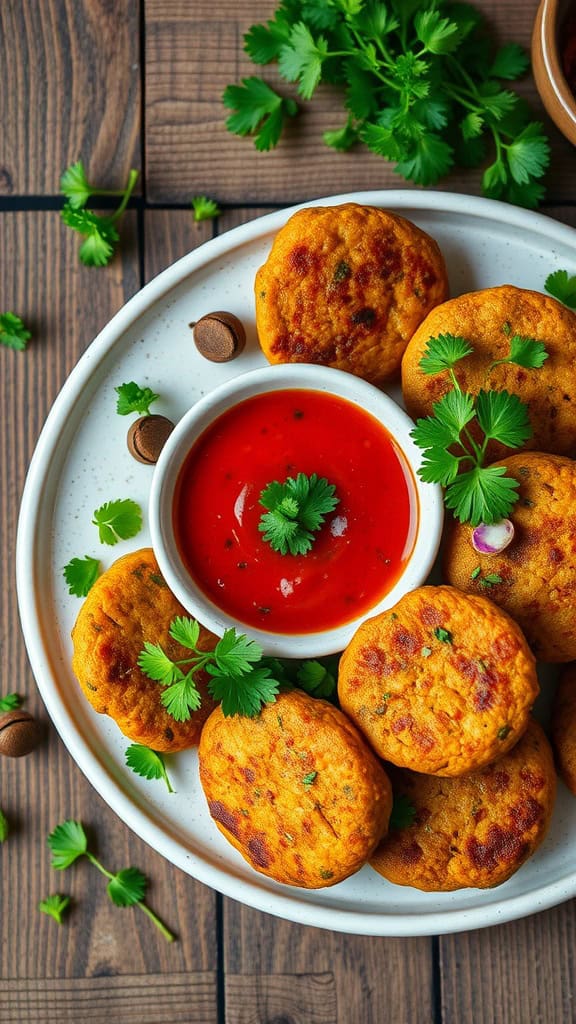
[190,311,246,362]
[127,415,175,465]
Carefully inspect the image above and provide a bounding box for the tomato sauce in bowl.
[173,388,417,635]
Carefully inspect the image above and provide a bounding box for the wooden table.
[2,2,576,1021]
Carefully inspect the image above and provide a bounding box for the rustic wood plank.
[0,212,217,1006]
[0,973,216,1024]
[440,903,576,1023]
[226,972,337,1024]
[0,1,140,195]
[145,0,574,204]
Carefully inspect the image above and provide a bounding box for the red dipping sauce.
[173,389,417,635]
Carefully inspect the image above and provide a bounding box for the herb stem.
[137,900,176,942]
[111,169,139,222]
[86,851,115,881]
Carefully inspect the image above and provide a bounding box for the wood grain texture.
[0,214,217,1014]
[0,973,216,1024]
[0,0,140,195]
[144,0,574,204]
[225,972,337,1024]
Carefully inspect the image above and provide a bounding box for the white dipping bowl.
[149,364,443,657]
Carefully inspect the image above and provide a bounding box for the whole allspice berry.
[0,711,43,758]
[191,311,246,362]
[127,414,175,465]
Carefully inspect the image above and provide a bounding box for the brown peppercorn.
[127,414,175,465]
[190,311,246,362]
[0,711,43,758]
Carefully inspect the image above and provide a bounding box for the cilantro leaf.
[107,866,147,907]
[278,22,328,99]
[506,123,550,186]
[125,743,174,793]
[296,659,337,700]
[60,161,92,209]
[394,133,454,187]
[222,77,298,151]
[259,473,339,555]
[432,389,476,437]
[0,312,31,351]
[416,446,461,487]
[61,205,119,267]
[491,334,548,370]
[38,894,71,924]
[419,333,474,374]
[208,666,280,717]
[489,43,530,81]
[191,195,221,222]
[169,616,201,650]
[244,19,291,64]
[159,675,202,721]
[0,693,22,712]
[213,629,263,676]
[0,809,8,843]
[138,642,184,685]
[545,269,576,309]
[445,464,520,526]
[475,390,532,448]
[115,381,159,416]
[414,10,461,55]
[460,112,484,141]
[63,555,100,597]
[323,118,358,151]
[92,498,142,545]
[48,820,88,869]
[389,794,417,830]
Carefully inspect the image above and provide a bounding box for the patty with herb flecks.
[401,285,576,458]
[443,453,576,663]
[338,585,538,777]
[71,548,216,751]
[198,689,392,888]
[370,720,556,891]
[255,203,448,386]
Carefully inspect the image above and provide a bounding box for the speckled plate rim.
[16,189,576,936]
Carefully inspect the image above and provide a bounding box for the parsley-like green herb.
[411,332,547,525]
[0,312,31,351]
[259,472,339,555]
[0,693,22,712]
[389,794,417,830]
[434,627,453,644]
[125,744,174,793]
[295,659,337,700]
[191,196,222,222]
[115,381,160,416]
[470,566,482,580]
[92,499,142,546]
[302,771,318,788]
[223,2,550,207]
[47,819,175,941]
[498,724,512,740]
[479,573,504,589]
[545,270,576,309]
[63,555,101,597]
[38,894,71,925]
[0,809,8,843]
[138,617,280,719]
[60,161,139,267]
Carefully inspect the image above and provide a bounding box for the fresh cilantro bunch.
[411,330,548,525]
[60,161,139,266]
[138,617,281,719]
[259,472,339,555]
[223,0,550,206]
[0,312,31,351]
[48,819,175,941]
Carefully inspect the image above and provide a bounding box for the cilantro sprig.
[48,819,175,942]
[191,195,222,222]
[115,381,160,416]
[0,693,22,712]
[411,331,547,525]
[60,161,139,267]
[0,312,31,351]
[125,744,174,794]
[259,473,339,556]
[92,499,142,546]
[138,617,280,720]
[63,555,101,597]
[545,270,576,309]
[38,894,71,925]
[223,2,550,207]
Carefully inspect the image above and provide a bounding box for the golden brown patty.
[443,453,576,663]
[255,203,448,386]
[551,664,576,793]
[338,585,538,776]
[198,689,392,888]
[370,720,556,891]
[401,285,576,457]
[71,549,216,751]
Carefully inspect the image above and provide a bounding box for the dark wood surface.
[1,1,576,1021]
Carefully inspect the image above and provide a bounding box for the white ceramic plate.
[17,190,576,936]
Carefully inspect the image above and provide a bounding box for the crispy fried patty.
[551,664,576,794]
[71,549,216,751]
[199,689,392,887]
[256,203,448,386]
[338,585,538,776]
[370,720,556,890]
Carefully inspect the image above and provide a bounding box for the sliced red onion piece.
[471,519,514,555]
